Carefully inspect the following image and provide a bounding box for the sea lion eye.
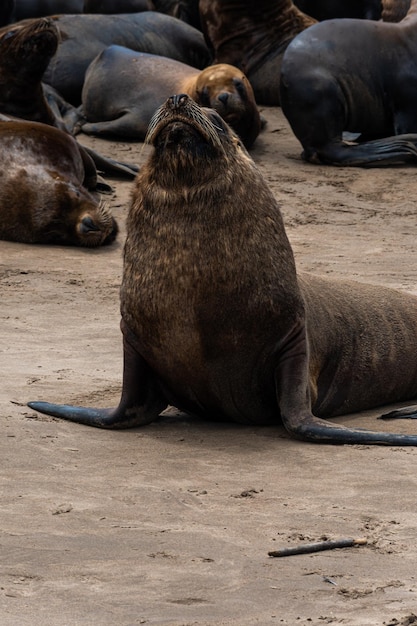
[232,78,247,98]
[198,87,211,107]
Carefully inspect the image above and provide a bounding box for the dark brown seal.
[80,46,261,148]
[199,0,315,105]
[84,0,153,12]
[0,18,139,180]
[280,1,417,166]
[0,17,59,126]
[28,95,417,444]
[41,12,211,105]
[0,118,117,246]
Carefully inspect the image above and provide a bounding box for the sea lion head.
[42,190,119,247]
[70,197,118,247]
[192,64,261,149]
[0,17,59,78]
[145,93,252,189]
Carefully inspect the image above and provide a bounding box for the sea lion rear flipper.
[379,405,417,419]
[307,135,417,167]
[28,333,167,429]
[275,349,417,445]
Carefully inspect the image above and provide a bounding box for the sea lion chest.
[120,180,303,424]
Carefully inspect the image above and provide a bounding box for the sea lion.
[280,0,417,166]
[0,17,59,126]
[0,118,117,246]
[41,12,211,105]
[80,46,261,148]
[0,18,138,179]
[293,0,382,20]
[199,0,315,105]
[28,95,417,445]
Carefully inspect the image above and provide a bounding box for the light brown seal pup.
[280,0,417,166]
[199,0,315,105]
[28,95,417,444]
[80,46,261,148]
[41,12,211,105]
[0,118,117,246]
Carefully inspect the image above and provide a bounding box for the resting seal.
[80,46,261,148]
[280,1,417,166]
[0,118,117,246]
[28,95,417,444]
[41,12,211,104]
[199,0,315,105]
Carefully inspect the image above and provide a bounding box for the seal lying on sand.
[42,12,211,104]
[28,95,417,444]
[280,0,417,166]
[0,118,117,246]
[80,46,261,148]
[199,0,315,105]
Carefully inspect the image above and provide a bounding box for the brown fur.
[199,0,316,105]
[0,120,118,246]
[81,48,261,148]
[27,96,417,445]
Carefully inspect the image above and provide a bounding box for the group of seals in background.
[29,95,417,445]
[280,0,417,165]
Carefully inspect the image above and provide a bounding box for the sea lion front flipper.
[379,405,417,419]
[84,145,139,178]
[28,333,167,429]
[274,347,417,446]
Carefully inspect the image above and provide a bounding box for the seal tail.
[308,134,417,166]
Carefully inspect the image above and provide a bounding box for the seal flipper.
[308,134,417,167]
[275,346,417,446]
[379,405,417,420]
[28,333,167,429]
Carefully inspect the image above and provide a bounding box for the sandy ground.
[1,107,417,626]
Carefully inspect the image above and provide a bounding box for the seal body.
[81,46,261,147]
[0,119,117,246]
[42,12,211,104]
[28,95,417,445]
[0,17,59,126]
[280,3,417,166]
[199,0,315,105]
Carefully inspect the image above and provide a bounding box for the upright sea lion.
[80,46,261,148]
[199,0,315,105]
[0,18,138,180]
[0,17,59,126]
[41,12,211,105]
[293,0,382,20]
[280,0,417,166]
[28,95,417,445]
[0,119,117,246]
